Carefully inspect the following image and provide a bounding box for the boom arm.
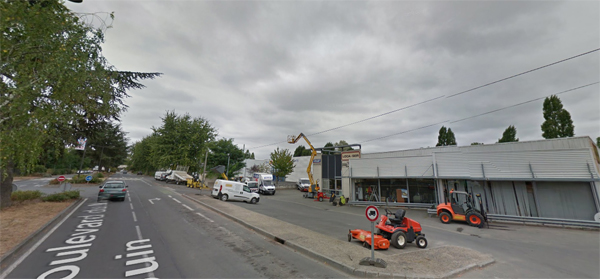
[287,133,317,192]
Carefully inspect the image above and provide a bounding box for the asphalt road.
[171,184,600,279]
[6,174,347,278]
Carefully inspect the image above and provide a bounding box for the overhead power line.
[249,48,599,150]
[446,48,599,98]
[362,82,598,143]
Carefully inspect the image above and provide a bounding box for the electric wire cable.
[362,82,598,143]
[249,49,599,149]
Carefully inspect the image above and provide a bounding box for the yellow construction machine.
[287,133,321,199]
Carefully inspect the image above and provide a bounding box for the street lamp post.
[226,153,230,177]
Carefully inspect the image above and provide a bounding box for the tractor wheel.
[391,231,407,249]
[466,212,485,228]
[220,194,228,202]
[347,233,352,242]
[319,197,323,202]
[415,236,428,249]
[439,212,452,224]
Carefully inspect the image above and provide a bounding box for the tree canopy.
[0,0,161,208]
[269,147,294,183]
[541,95,575,139]
[293,145,313,157]
[498,125,519,143]
[436,126,457,146]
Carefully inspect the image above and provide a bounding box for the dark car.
[137,172,143,175]
[98,181,128,202]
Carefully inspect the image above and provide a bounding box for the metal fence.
[425,208,600,229]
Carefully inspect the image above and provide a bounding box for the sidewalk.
[183,193,494,278]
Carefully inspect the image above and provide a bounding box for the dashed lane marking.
[132,211,137,222]
[182,204,193,211]
[195,212,214,223]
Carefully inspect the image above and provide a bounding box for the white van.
[154,170,166,180]
[212,179,260,204]
[253,173,276,195]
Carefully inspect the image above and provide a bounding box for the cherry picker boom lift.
[287,133,322,199]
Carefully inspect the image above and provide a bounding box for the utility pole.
[202,149,209,187]
[226,153,230,178]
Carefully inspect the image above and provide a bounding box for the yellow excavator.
[288,133,321,199]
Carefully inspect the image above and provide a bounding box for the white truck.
[165,166,192,185]
[212,179,260,204]
[253,173,276,195]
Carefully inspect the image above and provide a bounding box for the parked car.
[297,178,310,192]
[98,181,128,202]
[212,179,259,204]
[137,172,143,175]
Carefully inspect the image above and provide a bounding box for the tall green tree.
[129,135,158,174]
[498,125,519,143]
[86,122,128,172]
[207,138,245,178]
[597,137,600,147]
[334,140,354,151]
[322,142,334,155]
[541,95,575,139]
[0,1,161,208]
[151,111,217,173]
[436,126,457,146]
[269,147,294,184]
[293,145,312,156]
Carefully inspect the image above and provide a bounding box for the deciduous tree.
[436,126,457,146]
[498,125,519,143]
[269,148,294,184]
[0,1,161,208]
[541,95,575,139]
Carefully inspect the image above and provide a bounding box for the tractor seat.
[388,209,406,225]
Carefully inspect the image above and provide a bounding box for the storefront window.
[380,179,408,203]
[353,179,379,201]
[408,179,436,203]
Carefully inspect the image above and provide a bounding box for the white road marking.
[168,195,172,198]
[135,225,143,240]
[0,198,88,279]
[132,211,137,222]
[130,203,134,210]
[132,226,157,279]
[182,204,193,211]
[128,195,131,202]
[195,212,214,223]
[172,198,181,204]
[115,255,122,260]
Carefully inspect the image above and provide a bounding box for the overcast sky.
[66,0,599,159]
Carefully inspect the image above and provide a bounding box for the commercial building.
[306,137,600,221]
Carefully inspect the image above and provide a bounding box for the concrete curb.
[182,194,493,278]
[0,198,85,270]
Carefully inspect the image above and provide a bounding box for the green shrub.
[11,190,43,202]
[42,193,68,202]
[69,175,102,184]
[33,165,46,174]
[49,178,60,185]
[42,191,79,202]
[94,172,104,178]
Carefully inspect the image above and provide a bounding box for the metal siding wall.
[436,152,469,178]
[350,156,434,178]
[535,182,597,220]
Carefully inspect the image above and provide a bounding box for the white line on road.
[128,195,131,202]
[135,225,143,240]
[130,203,134,210]
[132,211,137,222]
[182,204,193,211]
[195,212,214,223]
[133,225,157,279]
[168,195,172,198]
[0,198,88,279]
[172,198,181,204]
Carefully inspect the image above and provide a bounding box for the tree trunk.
[0,161,15,209]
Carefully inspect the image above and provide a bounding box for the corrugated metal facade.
[349,137,600,181]
[345,137,600,221]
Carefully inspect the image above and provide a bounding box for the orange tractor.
[436,189,487,228]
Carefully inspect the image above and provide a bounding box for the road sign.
[85,175,93,182]
[57,176,66,182]
[365,205,379,222]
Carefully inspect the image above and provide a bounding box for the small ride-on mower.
[436,189,487,228]
[348,208,427,249]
